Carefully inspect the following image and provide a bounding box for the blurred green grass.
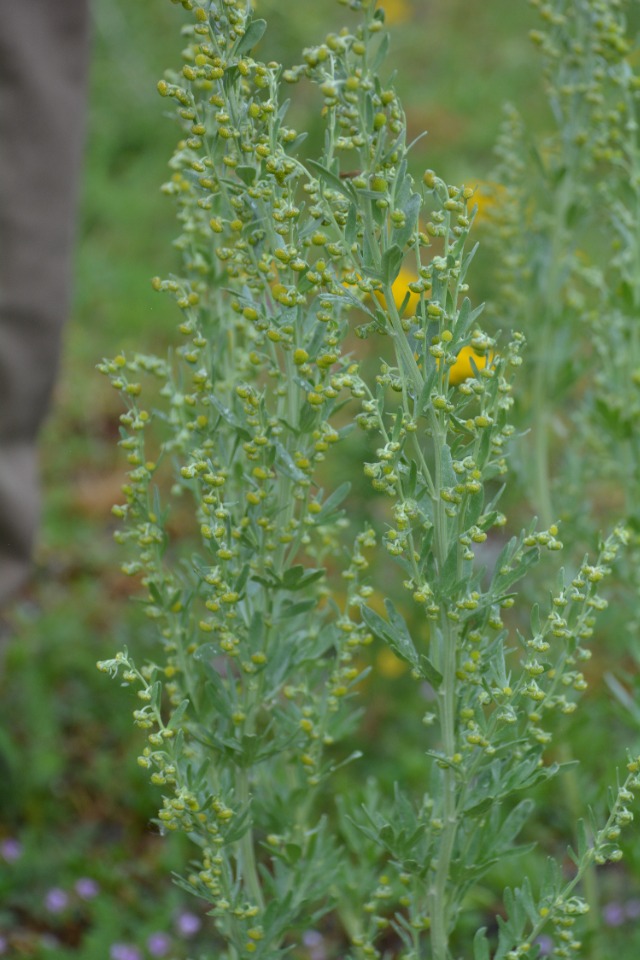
[3,1,640,957]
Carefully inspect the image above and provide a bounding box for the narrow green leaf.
[419,655,443,689]
[235,18,267,55]
[282,565,306,588]
[287,568,325,592]
[380,244,404,285]
[307,159,357,201]
[440,443,456,487]
[473,928,490,960]
[276,441,308,482]
[362,601,421,672]
[345,204,358,245]
[315,481,351,523]
[234,563,250,595]
[167,698,190,731]
[235,165,256,186]
[383,598,420,667]
[497,799,535,851]
[278,598,317,619]
[576,818,589,860]
[149,680,162,713]
[372,32,390,72]
[393,192,421,249]
[250,570,283,590]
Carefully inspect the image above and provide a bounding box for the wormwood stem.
[523,766,638,951]
[430,619,458,960]
[531,170,573,531]
[532,348,553,530]
[531,326,604,949]
[429,429,459,960]
[236,769,265,913]
[392,292,460,958]
[556,743,601,959]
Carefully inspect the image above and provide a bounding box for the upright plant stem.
[532,339,553,531]
[428,433,458,960]
[387,278,460,959]
[236,769,265,913]
[556,742,601,959]
[532,326,602,952]
[430,619,458,960]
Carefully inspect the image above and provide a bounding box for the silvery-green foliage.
[486,0,640,532]
[98,2,638,958]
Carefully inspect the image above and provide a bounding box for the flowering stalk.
[485,3,640,954]
[97,2,638,958]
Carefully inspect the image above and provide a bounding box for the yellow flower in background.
[468,180,505,225]
[380,0,412,25]
[448,345,494,385]
[373,265,422,316]
[355,266,495,385]
[252,0,415,24]
[376,647,408,679]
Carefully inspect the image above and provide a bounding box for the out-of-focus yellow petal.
[449,345,494,386]
[373,265,421,316]
[469,180,505,225]
[381,0,412,25]
[376,647,408,679]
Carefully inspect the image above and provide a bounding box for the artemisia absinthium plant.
[98,1,637,958]
[475,2,640,956]
[486,0,640,534]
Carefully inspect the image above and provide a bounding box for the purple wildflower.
[147,932,171,957]
[0,838,22,863]
[534,935,553,957]
[109,944,143,960]
[603,901,626,927]
[74,877,100,900]
[175,910,202,937]
[0,935,7,955]
[303,930,327,960]
[44,888,69,913]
